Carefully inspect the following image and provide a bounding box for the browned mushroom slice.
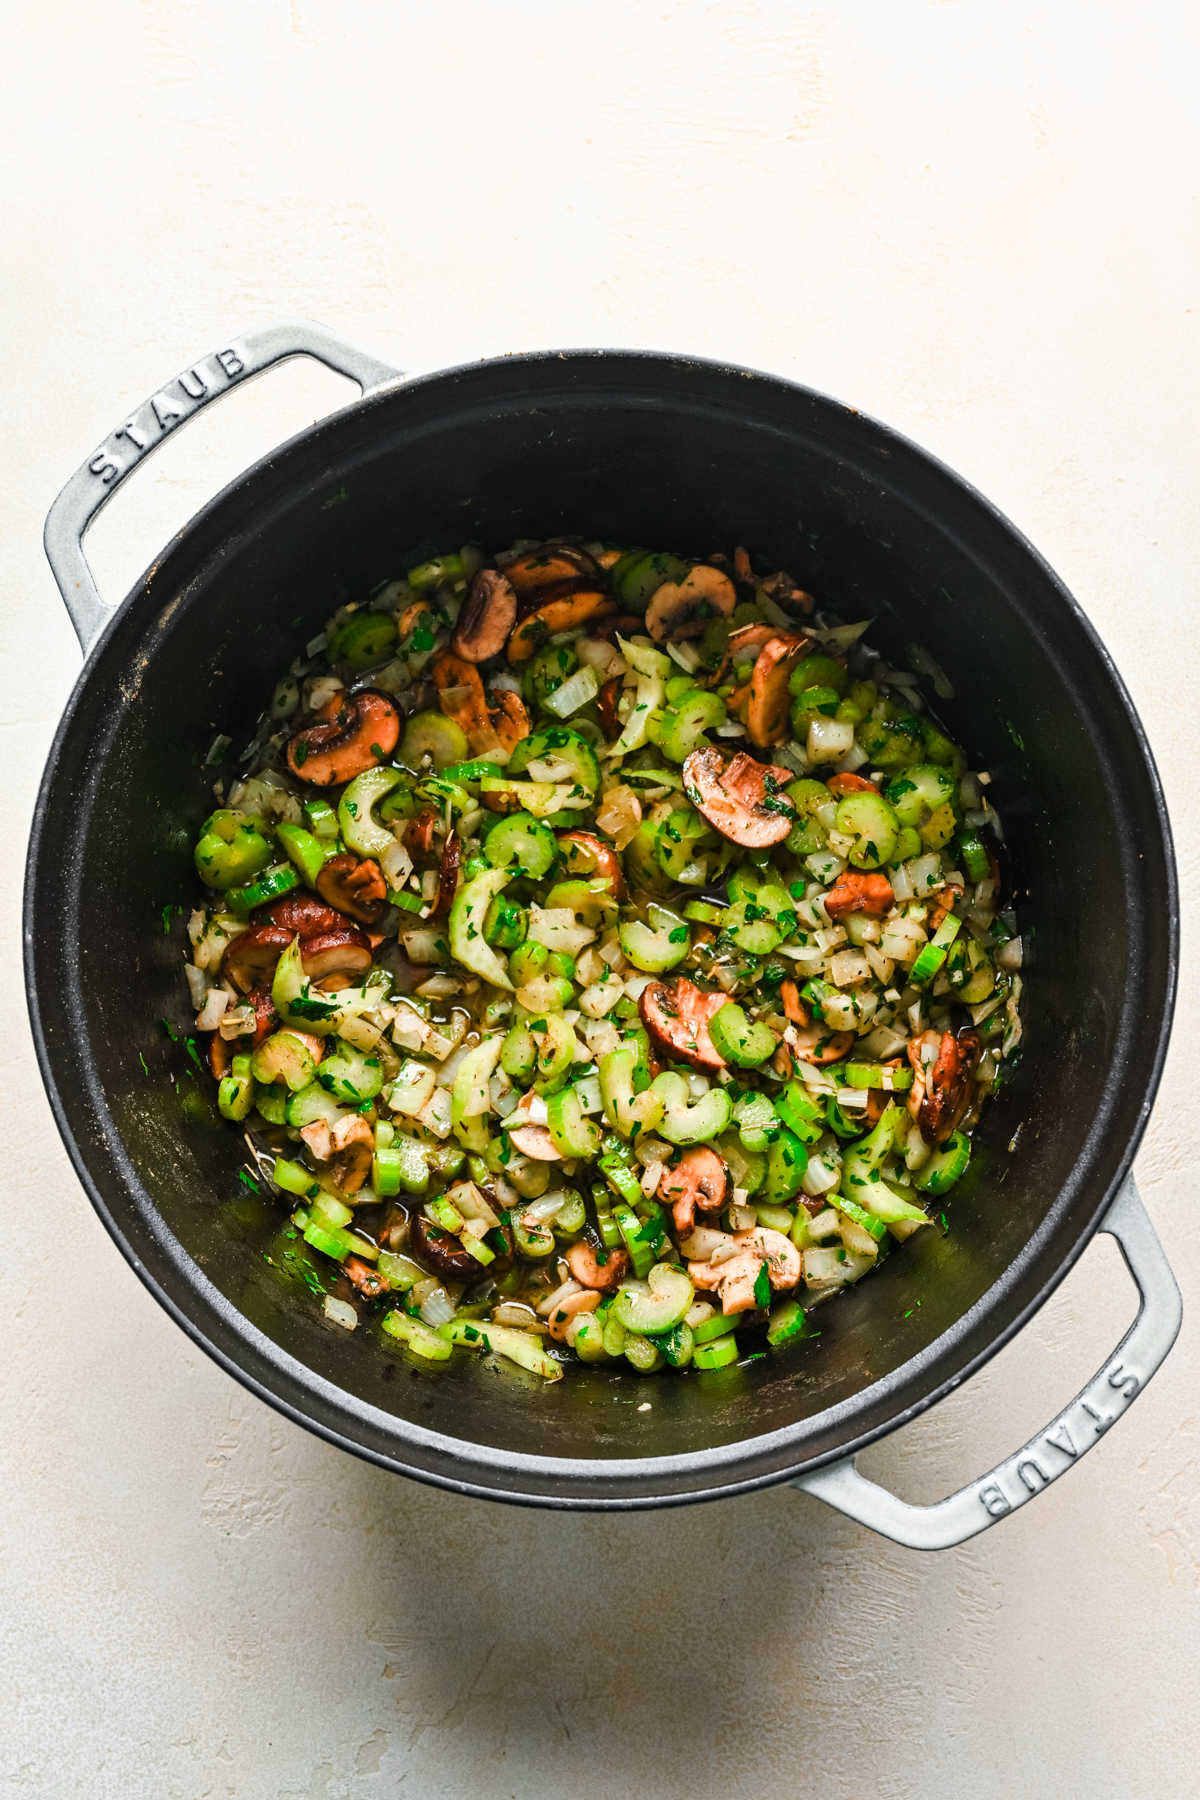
[488,688,531,756]
[404,806,440,859]
[502,545,598,593]
[716,622,776,681]
[299,928,373,982]
[222,924,294,994]
[683,747,796,847]
[315,853,388,926]
[507,590,613,661]
[659,1147,731,1238]
[432,649,492,743]
[639,977,728,1073]
[286,688,400,787]
[565,1241,629,1293]
[645,565,736,642]
[785,1021,855,1067]
[907,1028,982,1143]
[433,833,460,919]
[556,830,625,898]
[747,634,811,747]
[328,1116,374,1194]
[267,893,348,936]
[247,985,279,1045]
[690,1226,802,1313]
[409,1210,485,1281]
[452,568,518,662]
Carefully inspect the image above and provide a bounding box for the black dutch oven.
[26,323,1181,1546]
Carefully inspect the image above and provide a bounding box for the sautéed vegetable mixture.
[186,540,1023,1380]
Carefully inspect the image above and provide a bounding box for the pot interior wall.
[29,355,1172,1496]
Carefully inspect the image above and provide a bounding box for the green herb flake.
[237,1170,260,1192]
[753,1261,771,1309]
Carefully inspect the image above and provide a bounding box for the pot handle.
[43,320,401,654]
[792,1175,1181,1549]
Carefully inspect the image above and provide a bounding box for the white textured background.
[4,4,1198,1796]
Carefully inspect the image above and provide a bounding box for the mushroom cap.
[690,1225,802,1313]
[556,830,625,899]
[908,1028,981,1143]
[565,1240,629,1293]
[660,1146,731,1237]
[683,748,796,848]
[222,924,294,994]
[501,545,598,594]
[315,854,388,926]
[747,634,811,747]
[268,893,348,937]
[286,688,400,787]
[299,928,373,981]
[506,589,613,661]
[451,568,518,662]
[645,564,736,642]
[639,977,728,1073]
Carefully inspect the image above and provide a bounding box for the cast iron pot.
[27,322,1182,1547]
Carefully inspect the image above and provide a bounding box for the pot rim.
[24,345,1179,1507]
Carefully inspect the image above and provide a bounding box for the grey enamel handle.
[43,320,401,654]
[793,1176,1181,1549]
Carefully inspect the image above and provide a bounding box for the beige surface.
[4,3,1198,1796]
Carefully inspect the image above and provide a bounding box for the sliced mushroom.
[689,1226,802,1313]
[299,928,373,982]
[433,832,460,919]
[823,870,895,920]
[639,976,728,1072]
[566,1240,630,1293]
[488,687,531,756]
[683,747,796,848]
[546,1287,602,1341]
[286,688,400,787]
[506,1123,561,1160]
[316,853,388,926]
[409,1209,486,1281]
[780,979,809,1026]
[222,924,294,995]
[396,597,438,641]
[556,830,625,898]
[268,893,348,937]
[783,1020,855,1067]
[660,1146,731,1237]
[452,568,518,662]
[301,1113,374,1195]
[747,634,811,747]
[248,985,278,1045]
[717,622,776,681]
[404,807,440,859]
[907,1028,982,1144]
[345,1255,388,1299]
[502,544,598,593]
[208,1033,233,1078]
[432,649,492,743]
[596,675,623,736]
[645,565,736,642]
[507,589,613,661]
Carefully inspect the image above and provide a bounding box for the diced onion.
[807,717,856,763]
[419,1286,456,1328]
[323,1295,358,1331]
